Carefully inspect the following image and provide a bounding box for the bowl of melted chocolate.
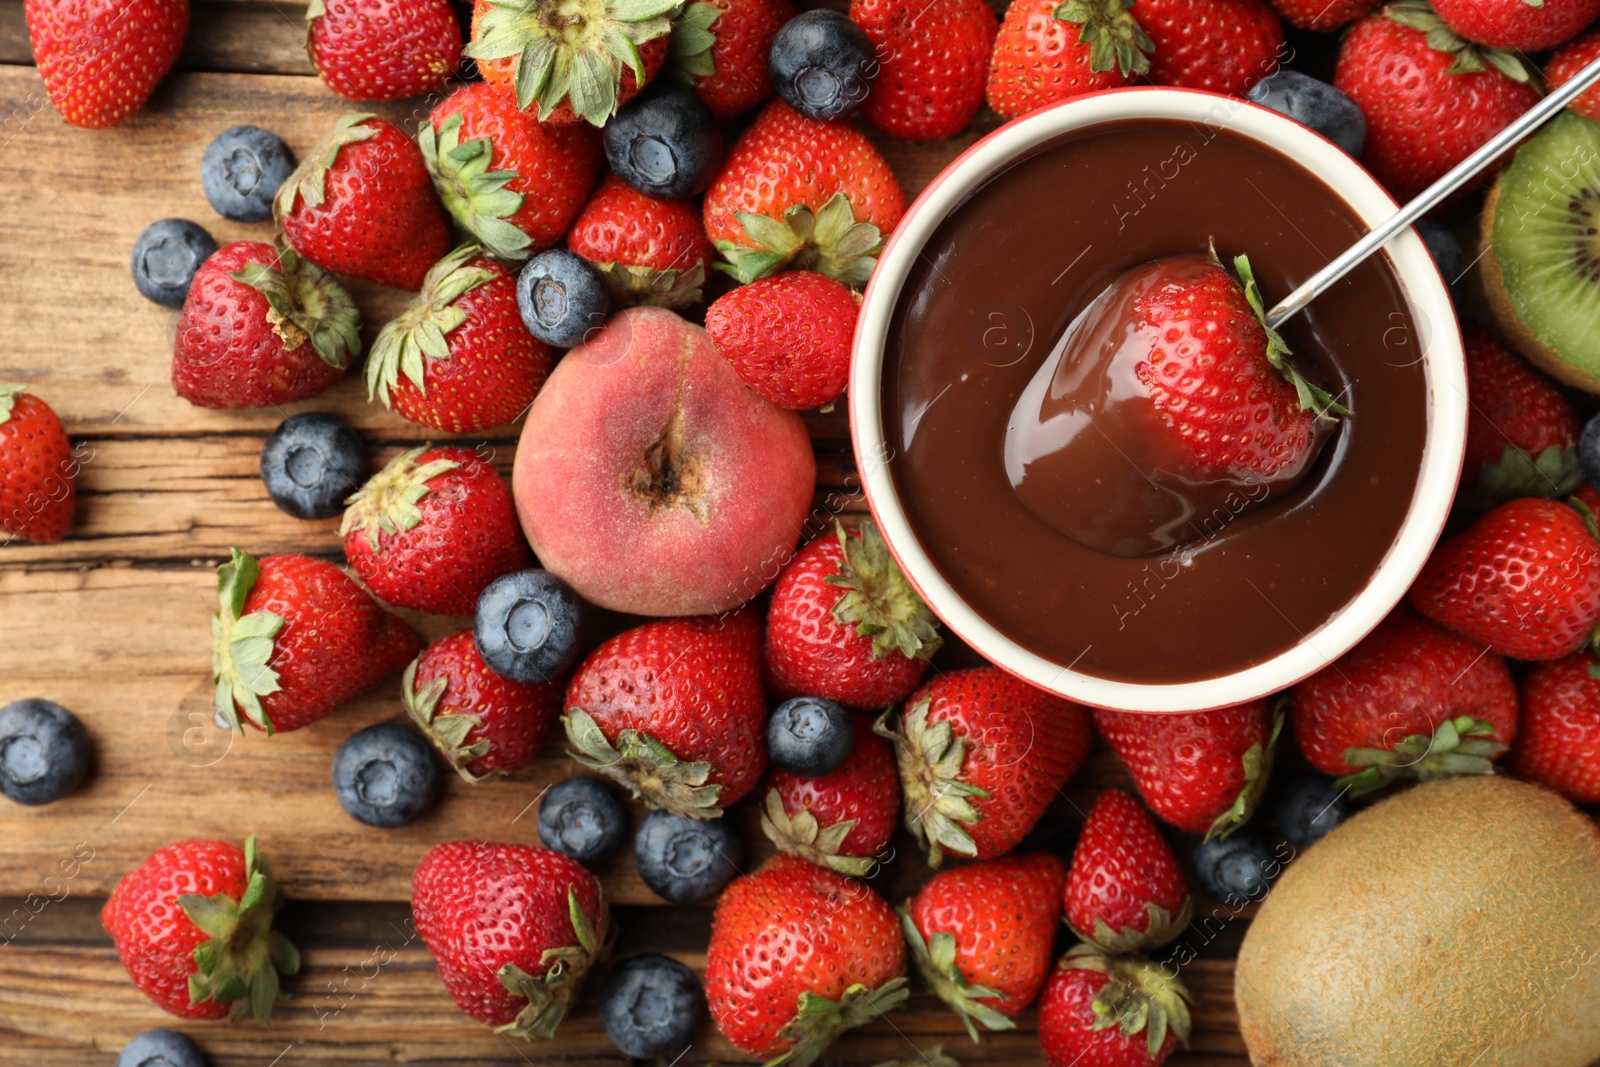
[850,88,1467,714]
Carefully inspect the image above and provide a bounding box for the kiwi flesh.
[1480,110,1600,392]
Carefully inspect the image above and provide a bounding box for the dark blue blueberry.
[0,698,90,806]
[604,85,724,200]
[516,249,610,348]
[635,809,742,904]
[597,954,706,1059]
[331,722,439,828]
[1193,827,1282,904]
[117,1029,205,1067]
[1414,219,1470,307]
[1582,414,1600,490]
[474,569,585,683]
[539,777,629,864]
[768,10,876,122]
[259,412,368,521]
[131,219,218,309]
[1246,71,1366,158]
[201,125,295,223]
[1273,773,1350,850]
[766,696,854,778]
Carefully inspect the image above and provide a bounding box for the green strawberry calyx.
[418,115,534,262]
[898,908,1013,1041]
[464,0,682,126]
[178,835,302,1026]
[1385,0,1532,82]
[563,706,724,818]
[1063,944,1192,1056]
[875,702,988,868]
[212,548,287,735]
[772,977,911,1067]
[496,886,605,1041]
[402,656,497,783]
[1052,0,1153,77]
[232,247,361,370]
[716,192,884,286]
[593,259,707,309]
[273,111,380,221]
[0,383,23,424]
[340,446,461,552]
[1461,444,1585,518]
[1223,246,1347,422]
[667,1,721,81]
[1338,714,1507,794]
[366,244,498,408]
[1205,704,1285,842]
[760,788,873,877]
[1078,896,1194,957]
[826,520,942,662]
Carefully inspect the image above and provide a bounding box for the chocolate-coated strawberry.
[1038,946,1191,1067]
[305,0,461,101]
[761,710,899,876]
[24,0,187,128]
[1064,790,1192,953]
[0,384,77,544]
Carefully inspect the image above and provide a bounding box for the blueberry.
[331,722,439,828]
[597,954,706,1059]
[539,777,629,864]
[768,10,876,122]
[1246,71,1366,158]
[474,569,585,683]
[1193,827,1281,904]
[1272,773,1350,850]
[0,699,90,806]
[1414,219,1469,307]
[201,125,295,223]
[635,809,742,904]
[766,696,854,778]
[259,412,368,521]
[131,219,218,309]
[604,85,724,200]
[1582,415,1600,490]
[117,1029,205,1067]
[516,249,610,348]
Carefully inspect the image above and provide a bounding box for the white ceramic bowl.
[849,87,1466,714]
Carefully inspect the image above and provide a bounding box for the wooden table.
[0,3,1256,1062]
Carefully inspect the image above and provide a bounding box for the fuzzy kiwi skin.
[1236,777,1600,1067]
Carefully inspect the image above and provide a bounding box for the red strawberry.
[1265,0,1379,31]
[566,174,715,309]
[1580,481,1600,515]
[1410,498,1600,661]
[1509,651,1600,803]
[1063,790,1192,953]
[1290,609,1518,787]
[705,854,909,1062]
[0,384,77,545]
[852,0,997,139]
[365,245,551,433]
[411,841,608,1039]
[1549,28,1600,124]
[1110,0,1284,95]
[564,612,767,817]
[1038,947,1191,1067]
[24,0,187,128]
[670,0,794,120]
[1334,5,1539,203]
[171,242,358,410]
[101,837,299,1024]
[305,0,461,101]
[210,548,421,734]
[705,270,859,409]
[1433,0,1600,50]
[878,666,1092,866]
[1093,701,1279,838]
[420,83,603,261]
[985,0,1132,120]
[1460,321,1582,507]
[703,99,906,285]
[275,112,451,291]
[901,852,1067,1037]
[341,445,531,617]
[761,710,900,876]
[405,630,562,782]
[765,521,941,708]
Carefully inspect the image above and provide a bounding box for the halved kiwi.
[1480,110,1600,392]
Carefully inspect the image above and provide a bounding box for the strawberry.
[341,445,530,617]
[1290,609,1518,789]
[1549,28,1600,124]
[0,384,77,545]
[1037,946,1191,1067]
[411,841,608,1039]
[901,852,1067,1038]
[365,245,551,433]
[101,836,299,1024]
[852,0,997,139]
[564,612,767,817]
[761,710,900,876]
[1508,651,1600,803]
[305,0,461,101]
[275,112,451,291]
[703,99,906,285]
[1264,0,1379,31]
[171,242,359,410]
[210,548,421,735]
[420,83,602,262]
[24,0,187,128]
[984,0,1132,121]
[878,666,1092,866]
[1063,790,1192,954]
[1334,4,1539,203]
[669,0,794,120]
[1073,0,1282,96]
[405,630,562,782]
[705,270,859,409]
[1093,700,1280,839]
[1433,0,1600,50]
[705,854,909,1062]
[1410,498,1600,662]
[566,174,714,309]
[1462,321,1581,494]
[765,521,941,708]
